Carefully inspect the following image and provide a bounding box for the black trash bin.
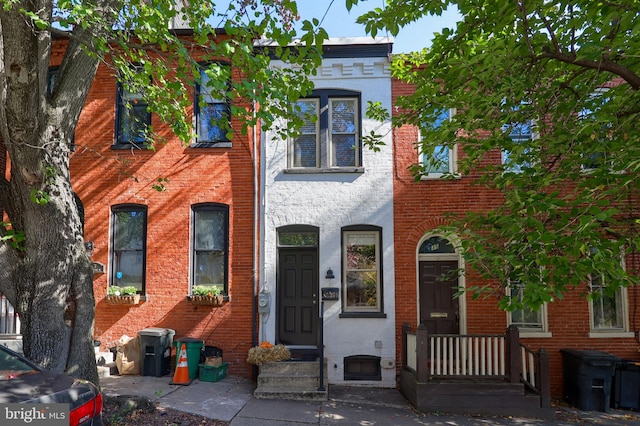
[561,349,620,412]
[138,328,175,377]
[613,360,640,410]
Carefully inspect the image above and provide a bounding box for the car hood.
[0,371,96,407]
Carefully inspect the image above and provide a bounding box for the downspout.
[252,97,259,352]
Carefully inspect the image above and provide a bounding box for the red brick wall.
[392,77,640,397]
[55,39,258,379]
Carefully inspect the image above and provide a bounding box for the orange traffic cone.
[170,343,192,385]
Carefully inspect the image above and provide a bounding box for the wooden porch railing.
[0,294,20,335]
[402,323,550,405]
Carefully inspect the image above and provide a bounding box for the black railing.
[318,300,325,391]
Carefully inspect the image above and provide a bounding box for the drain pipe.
[251,98,259,353]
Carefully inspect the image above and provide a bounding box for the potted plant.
[106,285,141,305]
[187,285,225,306]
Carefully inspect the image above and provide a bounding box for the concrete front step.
[254,360,329,401]
[253,385,328,401]
[257,372,322,388]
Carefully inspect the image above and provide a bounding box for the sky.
[295,1,461,53]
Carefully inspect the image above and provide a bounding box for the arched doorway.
[417,236,461,334]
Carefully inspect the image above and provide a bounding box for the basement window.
[344,355,381,381]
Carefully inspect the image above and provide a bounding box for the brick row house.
[65,29,257,378]
[392,75,640,413]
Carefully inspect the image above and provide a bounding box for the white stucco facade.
[260,38,396,387]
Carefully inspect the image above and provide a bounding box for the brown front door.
[277,247,318,345]
[419,260,459,334]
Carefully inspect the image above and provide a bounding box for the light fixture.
[325,269,335,279]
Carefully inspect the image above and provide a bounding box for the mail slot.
[430,312,448,318]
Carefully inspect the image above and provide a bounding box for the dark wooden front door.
[419,260,459,334]
[277,248,318,346]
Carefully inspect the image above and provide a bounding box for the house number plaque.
[321,287,339,301]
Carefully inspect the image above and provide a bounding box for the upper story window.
[342,226,383,314]
[191,204,229,295]
[419,108,456,178]
[579,88,612,171]
[110,205,147,293]
[289,90,361,171]
[194,63,231,147]
[502,120,534,173]
[114,68,151,147]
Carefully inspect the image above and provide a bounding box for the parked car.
[0,344,103,425]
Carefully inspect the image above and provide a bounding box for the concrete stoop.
[254,359,328,401]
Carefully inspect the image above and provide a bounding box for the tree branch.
[539,49,640,90]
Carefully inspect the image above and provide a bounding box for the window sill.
[284,167,365,174]
[339,312,387,319]
[518,331,552,338]
[419,173,461,180]
[589,331,634,338]
[111,143,151,150]
[189,142,232,149]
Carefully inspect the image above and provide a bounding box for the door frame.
[415,234,467,334]
[275,225,320,347]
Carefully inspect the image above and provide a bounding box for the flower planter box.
[187,295,225,306]
[106,294,141,305]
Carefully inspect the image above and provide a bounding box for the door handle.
[313,293,317,304]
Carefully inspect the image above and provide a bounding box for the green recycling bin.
[174,337,204,380]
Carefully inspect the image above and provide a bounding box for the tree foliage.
[0,0,326,382]
[351,0,640,310]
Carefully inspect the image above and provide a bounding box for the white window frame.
[506,280,551,338]
[588,266,632,338]
[289,99,320,168]
[288,90,361,171]
[419,108,457,179]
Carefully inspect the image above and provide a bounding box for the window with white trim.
[342,226,382,313]
[506,281,549,335]
[419,108,456,178]
[589,273,627,331]
[290,90,361,170]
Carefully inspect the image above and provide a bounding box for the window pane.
[293,135,317,167]
[111,207,146,292]
[196,67,230,143]
[114,211,145,250]
[332,135,356,167]
[509,284,543,329]
[331,99,358,167]
[195,252,225,287]
[278,232,318,247]
[114,251,144,289]
[195,210,225,250]
[198,103,228,142]
[346,270,378,308]
[119,104,150,143]
[422,108,452,174]
[292,100,318,168]
[425,145,450,173]
[592,280,624,329]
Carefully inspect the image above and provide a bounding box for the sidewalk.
[100,374,640,425]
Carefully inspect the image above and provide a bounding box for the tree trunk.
[0,1,102,385]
